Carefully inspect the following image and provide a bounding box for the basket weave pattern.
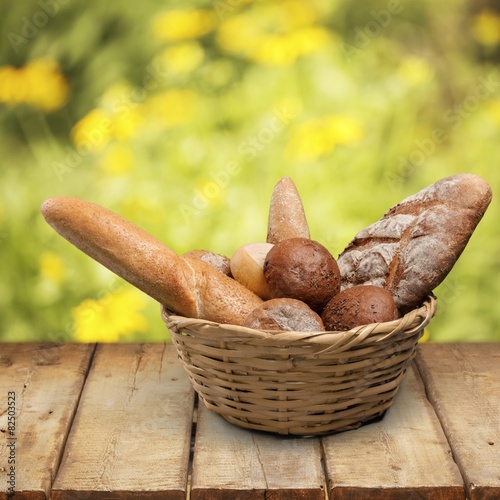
[162,295,436,436]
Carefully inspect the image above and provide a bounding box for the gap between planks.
[51,344,98,488]
[0,343,97,500]
[413,347,466,486]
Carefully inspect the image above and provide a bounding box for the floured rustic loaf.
[337,173,492,313]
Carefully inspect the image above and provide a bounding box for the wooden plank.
[416,343,500,500]
[191,403,326,499]
[322,363,465,499]
[0,343,94,500]
[51,343,194,500]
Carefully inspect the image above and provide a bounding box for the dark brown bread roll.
[244,298,325,332]
[263,237,341,312]
[337,174,492,313]
[321,285,399,331]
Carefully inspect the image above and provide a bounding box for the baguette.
[41,197,262,325]
[337,173,492,312]
[267,176,310,244]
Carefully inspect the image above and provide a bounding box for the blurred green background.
[1,0,499,343]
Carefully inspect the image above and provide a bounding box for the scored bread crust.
[41,197,262,325]
[337,174,492,312]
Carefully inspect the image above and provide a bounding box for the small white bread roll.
[230,242,273,299]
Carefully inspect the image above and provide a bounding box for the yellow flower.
[152,9,217,41]
[398,57,434,87]
[71,108,113,153]
[72,287,148,342]
[484,99,500,126]
[112,107,144,141]
[99,143,135,175]
[324,115,365,144]
[251,27,331,66]
[143,89,198,128]
[0,58,68,111]
[280,0,318,28]
[216,0,329,65]
[216,13,257,54]
[158,42,205,75]
[287,115,365,161]
[472,9,500,46]
[71,102,143,152]
[0,66,28,105]
[39,251,65,285]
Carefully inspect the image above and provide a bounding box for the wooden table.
[0,343,498,500]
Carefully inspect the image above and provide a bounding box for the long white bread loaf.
[267,176,310,244]
[41,197,262,325]
[337,173,492,313]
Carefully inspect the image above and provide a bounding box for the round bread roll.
[230,242,273,299]
[263,238,341,312]
[321,285,399,331]
[244,298,325,332]
[183,249,232,277]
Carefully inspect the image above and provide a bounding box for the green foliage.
[1,0,499,342]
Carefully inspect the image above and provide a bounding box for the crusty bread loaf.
[267,176,310,244]
[337,174,492,312]
[41,197,262,325]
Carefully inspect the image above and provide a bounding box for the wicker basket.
[162,294,436,436]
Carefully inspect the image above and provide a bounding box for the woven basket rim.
[161,294,436,346]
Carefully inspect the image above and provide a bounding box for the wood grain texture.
[322,363,465,500]
[416,343,500,500]
[0,343,94,500]
[191,403,325,500]
[51,344,194,500]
